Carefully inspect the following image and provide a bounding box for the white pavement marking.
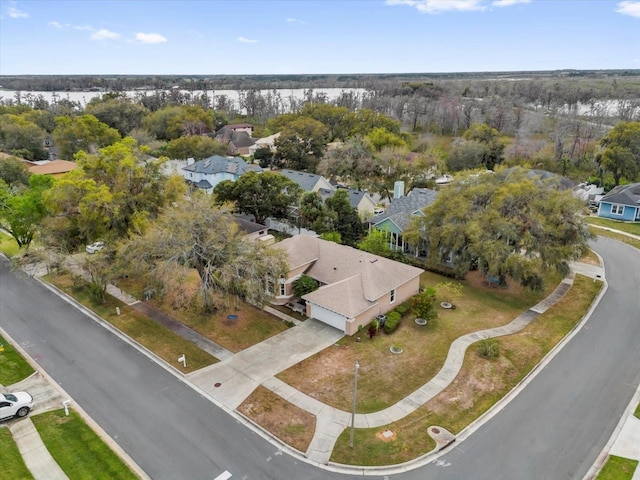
[213,471,232,480]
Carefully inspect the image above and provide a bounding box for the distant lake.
[0,87,369,112]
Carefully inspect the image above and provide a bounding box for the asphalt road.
[1,235,639,480]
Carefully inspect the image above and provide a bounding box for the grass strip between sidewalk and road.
[0,333,35,385]
[634,402,640,420]
[45,272,218,373]
[596,455,639,480]
[330,274,603,466]
[0,427,34,479]
[0,231,20,257]
[590,228,640,251]
[586,217,640,237]
[32,409,138,480]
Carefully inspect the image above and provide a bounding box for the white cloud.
[48,21,93,31]
[492,0,530,6]
[237,36,258,43]
[91,29,120,41]
[386,0,485,13]
[616,1,640,17]
[8,6,29,18]
[135,32,168,44]
[286,17,306,24]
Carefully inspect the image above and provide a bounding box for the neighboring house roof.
[254,132,281,147]
[600,183,640,206]
[317,187,375,212]
[195,179,213,189]
[214,124,254,144]
[572,183,605,202]
[228,131,256,149]
[182,155,258,176]
[28,160,78,176]
[275,235,423,318]
[234,216,267,235]
[279,169,332,192]
[371,188,438,231]
[502,167,576,191]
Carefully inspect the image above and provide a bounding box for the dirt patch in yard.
[238,386,315,453]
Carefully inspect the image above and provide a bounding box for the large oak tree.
[405,168,592,290]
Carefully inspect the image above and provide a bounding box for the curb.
[582,382,640,480]
[0,324,151,480]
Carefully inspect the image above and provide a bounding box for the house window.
[278,276,286,296]
[390,288,396,304]
[611,205,624,215]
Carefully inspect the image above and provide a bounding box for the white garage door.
[309,304,346,332]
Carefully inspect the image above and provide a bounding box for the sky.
[1,0,639,75]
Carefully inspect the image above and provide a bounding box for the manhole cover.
[214,382,222,388]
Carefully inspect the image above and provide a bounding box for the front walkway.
[2,373,69,480]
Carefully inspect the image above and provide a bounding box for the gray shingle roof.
[279,169,328,192]
[372,188,438,230]
[317,187,370,210]
[182,155,255,175]
[600,183,640,206]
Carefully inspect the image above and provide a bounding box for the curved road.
[1,236,639,480]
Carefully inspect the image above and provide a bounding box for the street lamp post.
[349,359,360,449]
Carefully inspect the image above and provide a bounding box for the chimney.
[393,181,405,199]
[187,157,195,165]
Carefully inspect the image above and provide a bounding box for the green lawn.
[591,228,640,251]
[587,217,640,236]
[0,334,35,385]
[0,231,20,257]
[635,402,640,420]
[32,409,138,480]
[596,455,638,480]
[0,427,34,479]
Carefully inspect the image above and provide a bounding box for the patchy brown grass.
[277,270,558,413]
[330,274,603,466]
[580,248,601,266]
[115,268,289,353]
[46,273,217,373]
[238,386,315,453]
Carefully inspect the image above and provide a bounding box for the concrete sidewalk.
[187,319,343,409]
[21,253,612,472]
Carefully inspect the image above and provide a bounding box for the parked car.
[0,392,34,420]
[86,241,105,254]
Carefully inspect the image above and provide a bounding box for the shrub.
[395,302,410,315]
[383,311,401,333]
[477,338,500,359]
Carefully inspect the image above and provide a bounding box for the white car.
[86,241,105,254]
[0,392,34,420]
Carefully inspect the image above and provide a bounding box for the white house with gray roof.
[181,155,262,194]
[273,235,423,335]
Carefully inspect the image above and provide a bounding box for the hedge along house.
[597,183,640,222]
[272,235,423,335]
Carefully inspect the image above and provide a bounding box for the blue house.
[597,183,640,222]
